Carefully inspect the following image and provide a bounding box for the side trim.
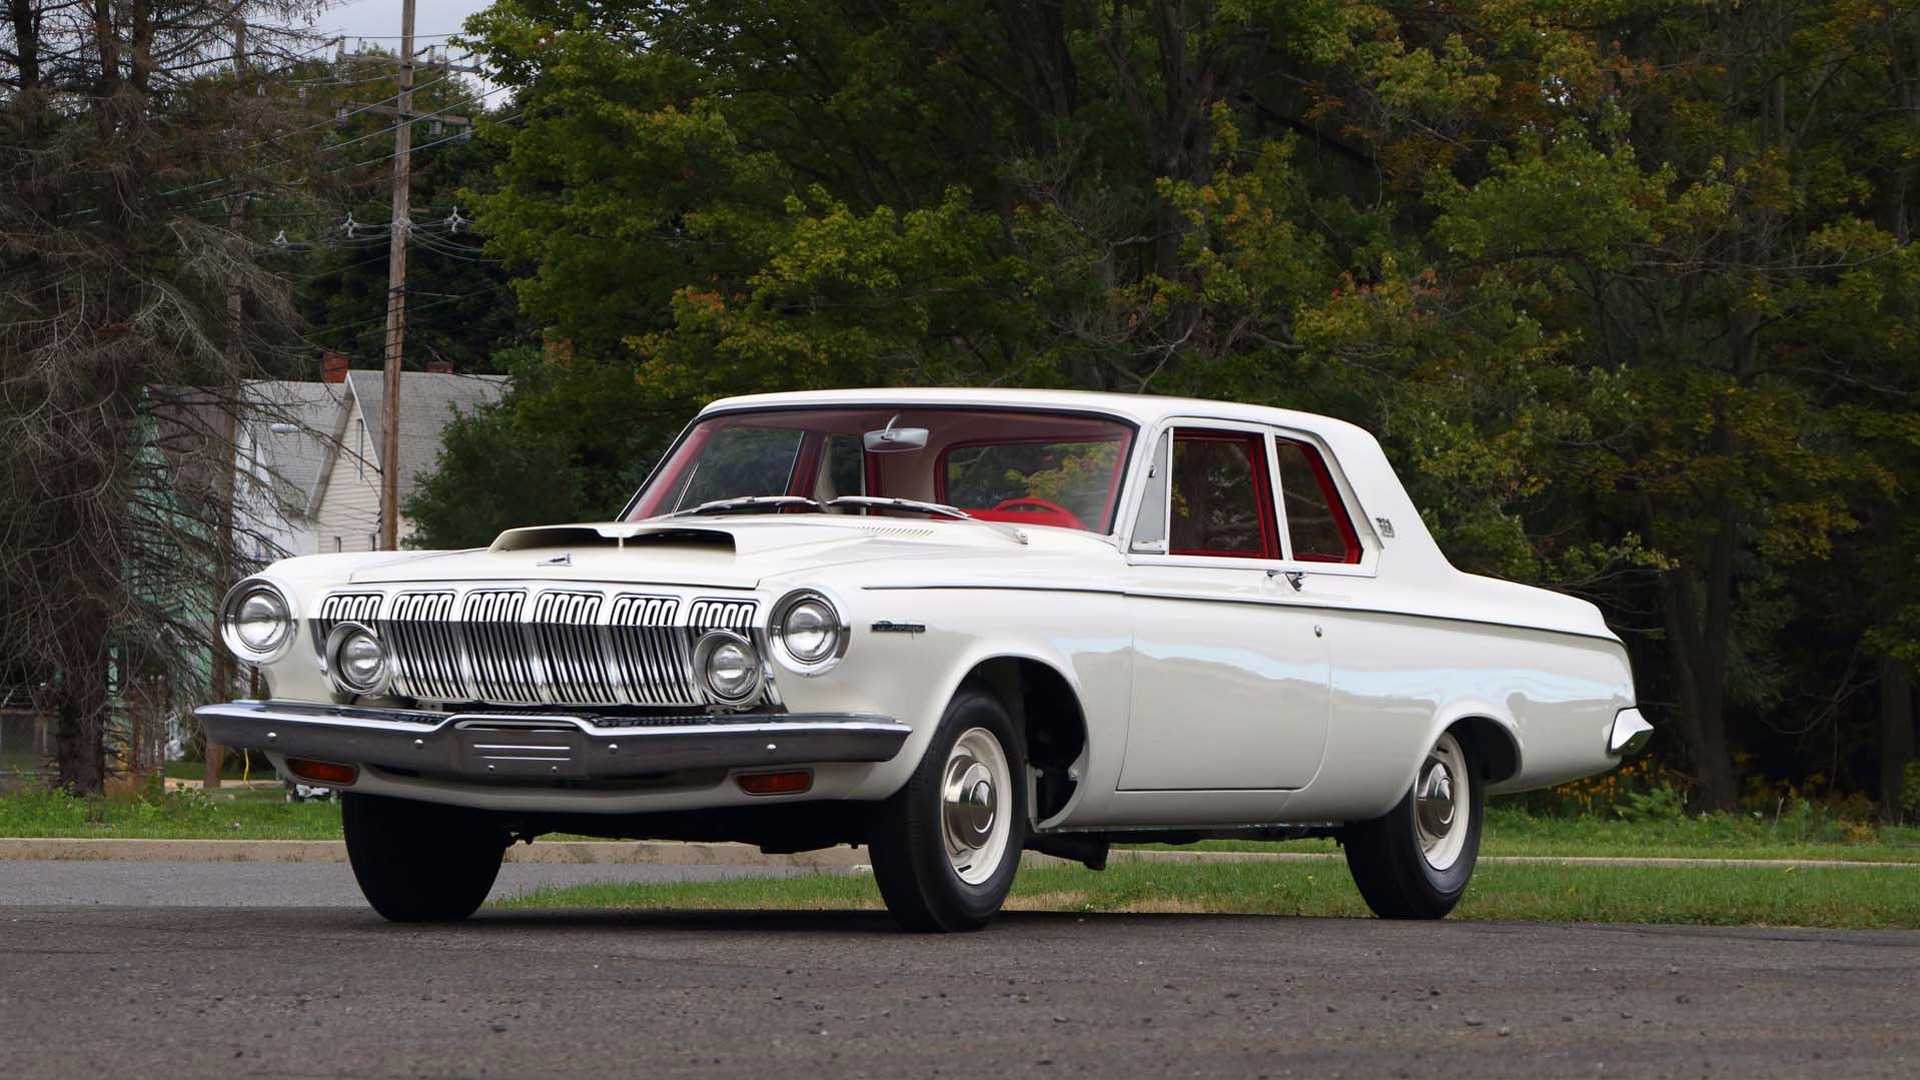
[859,582,1624,646]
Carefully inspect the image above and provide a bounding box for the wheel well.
[963,657,1087,820]
[1450,716,1520,785]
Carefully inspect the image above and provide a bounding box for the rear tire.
[868,685,1027,932]
[1342,730,1483,919]
[342,793,508,922]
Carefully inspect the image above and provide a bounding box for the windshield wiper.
[826,496,1028,545]
[665,495,824,518]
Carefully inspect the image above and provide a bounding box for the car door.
[1117,421,1333,791]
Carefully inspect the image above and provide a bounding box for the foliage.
[415,0,1918,806]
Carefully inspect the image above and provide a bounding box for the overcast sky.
[303,0,494,56]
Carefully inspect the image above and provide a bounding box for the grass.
[1131,805,1920,863]
[496,858,1920,930]
[1,786,1918,858]
[0,786,341,840]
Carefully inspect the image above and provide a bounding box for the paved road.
[1,863,1915,1078]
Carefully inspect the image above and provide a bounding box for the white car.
[200,388,1650,931]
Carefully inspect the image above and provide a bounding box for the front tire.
[1342,730,1483,919]
[868,685,1027,932]
[342,793,508,922]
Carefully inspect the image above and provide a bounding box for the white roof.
[701,387,1374,441]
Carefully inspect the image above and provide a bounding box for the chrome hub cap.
[1414,732,1470,872]
[941,727,1012,886]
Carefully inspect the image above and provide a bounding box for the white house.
[237,367,507,560]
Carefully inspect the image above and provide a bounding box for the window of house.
[1275,439,1361,563]
[1167,430,1278,559]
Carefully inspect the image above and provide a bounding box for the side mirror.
[864,416,929,454]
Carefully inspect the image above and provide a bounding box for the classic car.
[199,388,1651,931]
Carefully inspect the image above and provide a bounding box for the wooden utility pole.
[206,17,249,790]
[378,0,417,551]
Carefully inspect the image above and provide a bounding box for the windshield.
[627,407,1137,534]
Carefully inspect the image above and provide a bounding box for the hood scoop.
[490,522,736,554]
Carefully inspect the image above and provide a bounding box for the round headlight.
[694,630,762,707]
[219,579,295,662]
[324,622,390,696]
[770,589,846,675]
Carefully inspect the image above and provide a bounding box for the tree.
[0,1,321,791]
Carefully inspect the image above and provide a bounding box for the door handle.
[1267,569,1305,592]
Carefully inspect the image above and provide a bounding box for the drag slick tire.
[869,685,1027,932]
[342,792,508,922]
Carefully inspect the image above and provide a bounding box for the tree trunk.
[52,624,109,793]
[1883,657,1915,821]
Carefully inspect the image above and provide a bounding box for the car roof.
[699,387,1371,441]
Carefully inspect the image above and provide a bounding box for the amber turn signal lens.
[286,758,359,786]
[735,770,812,796]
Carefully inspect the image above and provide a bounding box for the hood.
[344,516,1083,590]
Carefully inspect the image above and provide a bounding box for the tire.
[1342,729,1484,919]
[341,792,508,922]
[868,685,1028,932]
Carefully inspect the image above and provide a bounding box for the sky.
[303,0,495,58]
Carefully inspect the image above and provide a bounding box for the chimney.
[321,350,350,383]
[425,359,454,374]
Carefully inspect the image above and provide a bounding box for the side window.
[1168,430,1278,559]
[1275,440,1361,563]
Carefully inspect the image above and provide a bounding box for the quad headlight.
[769,589,847,675]
[323,621,390,697]
[218,578,296,663]
[694,629,763,707]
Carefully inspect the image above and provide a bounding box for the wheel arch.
[957,654,1089,826]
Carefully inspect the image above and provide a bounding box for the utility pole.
[206,17,249,790]
[378,0,416,551]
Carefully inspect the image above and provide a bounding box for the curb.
[1,836,1913,870]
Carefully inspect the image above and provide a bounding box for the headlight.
[219,579,296,663]
[693,630,763,707]
[769,589,847,675]
[324,622,390,697]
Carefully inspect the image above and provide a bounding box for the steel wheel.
[1414,732,1470,872]
[1342,726,1485,919]
[868,685,1028,932]
[942,726,1013,886]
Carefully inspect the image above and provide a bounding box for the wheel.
[868,685,1027,932]
[1342,730,1483,919]
[341,792,508,922]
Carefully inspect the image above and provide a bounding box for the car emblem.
[539,553,573,567]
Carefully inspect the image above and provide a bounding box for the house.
[233,379,351,562]
[306,369,508,552]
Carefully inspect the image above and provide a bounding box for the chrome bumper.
[1607,707,1654,757]
[194,700,910,781]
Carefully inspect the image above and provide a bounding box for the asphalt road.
[2,862,1916,1078]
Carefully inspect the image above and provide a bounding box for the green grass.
[1128,804,1920,863]
[497,858,1920,930]
[0,786,341,840]
[2,786,1918,861]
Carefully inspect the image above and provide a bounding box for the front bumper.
[195,700,910,783]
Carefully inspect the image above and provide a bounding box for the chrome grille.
[311,592,383,657]
[608,595,695,706]
[341,585,756,708]
[462,590,534,702]
[385,591,463,701]
[531,591,614,705]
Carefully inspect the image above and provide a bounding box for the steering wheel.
[990,497,1086,530]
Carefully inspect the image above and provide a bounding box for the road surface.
[1,859,1914,1077]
